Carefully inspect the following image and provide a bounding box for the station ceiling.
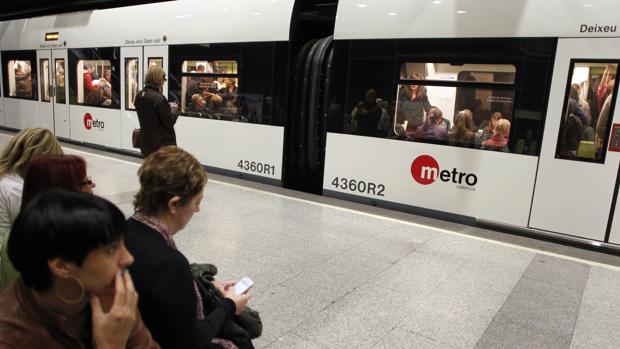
[0,0,173,22]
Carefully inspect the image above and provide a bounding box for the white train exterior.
[1,0,619,248]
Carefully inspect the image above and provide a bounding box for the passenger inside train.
[556,62,618,161]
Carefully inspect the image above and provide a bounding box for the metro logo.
[83,113,104,130]
[411,155,439,185]
[84,113,93,130]
[410,155,478,187]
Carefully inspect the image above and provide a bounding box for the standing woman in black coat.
[135,66,179,157]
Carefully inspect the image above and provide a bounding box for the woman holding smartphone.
[125,146,252,349]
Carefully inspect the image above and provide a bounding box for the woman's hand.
[212,279,236,294]
[223,287,252,315]
[91,270,138,349]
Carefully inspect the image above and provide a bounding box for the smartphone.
[233,277,254,295]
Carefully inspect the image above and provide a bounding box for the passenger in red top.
[597,64,616,115]
[482,118,511,152]
[83,63,98,92]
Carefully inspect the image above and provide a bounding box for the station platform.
[1,131,620,349]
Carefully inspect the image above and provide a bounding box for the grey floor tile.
[399,301,492,349]
[475,316,570,349]
[476,255,590,348]
[497,277,584,338]
[293,284,416,349]
[262,333,335,349]
[570,267,620,349]
[281,252,392,304]
[415,233,487,261]
[369,250,462,297]
[348,234,422,264]
[373,328,455,349]
[522,254,591,291]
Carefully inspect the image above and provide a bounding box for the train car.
[1,0,620,250]
[321,0,620,248]
[0,0,304,185]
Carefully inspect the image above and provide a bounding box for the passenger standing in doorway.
[135,66,179,157]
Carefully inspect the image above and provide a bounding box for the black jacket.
[125,218,236,349]
[134,84,178,157]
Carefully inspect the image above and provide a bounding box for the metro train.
[1,0,620,250]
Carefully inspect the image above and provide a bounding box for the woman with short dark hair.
[0,190,159,349]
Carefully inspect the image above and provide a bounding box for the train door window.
[125,58,139,110]
[5,59,36,100]
[393,62,516,151]
[555,61,619,163]
[68,48,120,109]
[148,58,163,70]
[55,59,66,103]
[179,59,240,120]
[39,59,50,102]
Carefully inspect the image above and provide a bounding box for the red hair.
[21,154,87,210]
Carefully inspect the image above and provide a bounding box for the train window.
[125,58,139,110]
[6,60,35,99]
[68,48,120,109]
[55,59,66,104]
[77,59,114,107]
[148,58,163,70]
[400,63,516,84]
[179,59,241,120]
[390,62,516,151]
[556,61,619,163]
[39,59,50,102]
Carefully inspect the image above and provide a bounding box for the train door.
[0,53,4,126]
[609,169,620,244]
[144,46,167,97]
[119,46,142,151]
[36,50,54,132]
[530,38,620,242]
[52,50,70,138]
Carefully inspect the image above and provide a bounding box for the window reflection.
[125,58,139,110]
[556,62,618,162]
[345,62,518,153]
[55,59,66,103]
[179,59,257,123]
[40,59,50,102]
[8,60,33,98]
[78,60,113,106]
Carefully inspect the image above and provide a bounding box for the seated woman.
[0,128,63,244]
[482,119,511,152]
[0,154,97,291]
[125,146,252,349]
[0,190,159,348]
[412,107,448,142]
[449,109,477,147]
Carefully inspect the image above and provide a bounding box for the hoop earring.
[54,275,85,304]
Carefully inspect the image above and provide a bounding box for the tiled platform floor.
[2,132,620,349]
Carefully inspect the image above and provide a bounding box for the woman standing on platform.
[134,66,179,157]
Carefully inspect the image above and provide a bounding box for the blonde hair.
[0,128,63,178]
[145,66,166,87]
[134,146,207,215]
[191,94,203,105]
[495,119,511,137]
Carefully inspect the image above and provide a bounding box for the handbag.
[190,264,262,345]
[132,128,141,148]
